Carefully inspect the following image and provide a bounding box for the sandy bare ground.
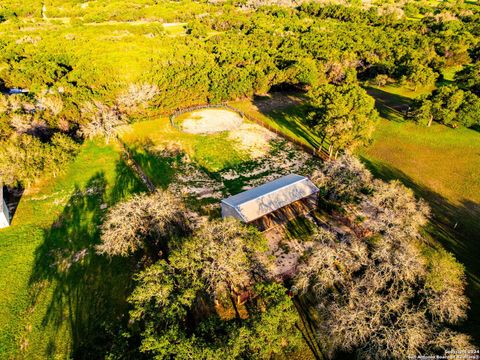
[228,123,275,158]
[181,109,244,134]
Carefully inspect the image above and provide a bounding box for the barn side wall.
[0,201,9,228]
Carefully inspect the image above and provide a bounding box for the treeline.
[412,62,480,128]
[0,0,209,23]
[0,0,479,186]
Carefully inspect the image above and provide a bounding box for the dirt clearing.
[228,123,275,158]
[180,109,243,134]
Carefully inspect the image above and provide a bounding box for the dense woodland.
[0,0,479,359]
[0,0,479,185]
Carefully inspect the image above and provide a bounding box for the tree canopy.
[307,84,379,157]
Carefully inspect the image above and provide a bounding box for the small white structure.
[7,88,28,95]
[221,174,319,223]
[0,187,10,228]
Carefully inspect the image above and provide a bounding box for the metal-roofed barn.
[221,174,319,229]
[0,186,10,228]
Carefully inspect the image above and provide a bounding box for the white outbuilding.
[221,174,319,224]
[0,187,10,228]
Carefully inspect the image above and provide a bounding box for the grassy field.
[230,98,322,149]
[118,111,321,209]
[0,140,145,358]
[119,116,250,174]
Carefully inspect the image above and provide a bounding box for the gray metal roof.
[221,174,319,222]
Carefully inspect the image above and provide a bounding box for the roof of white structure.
[221,174,319,222]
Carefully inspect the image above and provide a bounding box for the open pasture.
[0,140,145,358]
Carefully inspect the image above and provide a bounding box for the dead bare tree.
[311,153,372,204]
[295,227,471,359]
[96,190,190,258]
[299,154,472,359]
[117,83,158,110]
[79,101,126,144]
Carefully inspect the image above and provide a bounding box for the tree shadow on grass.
[110,156,148,202]
[3,185,23,223]
[251,92,332,152]
[125,138,180,190]
[28,159,147,358]
[364,87,412,122]
[267,106,321,149]
[360,157,480,344]
[470,124,480,133]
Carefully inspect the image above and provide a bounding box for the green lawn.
[0,140,145,358]
[230,99,322,149]
[119,116,250,175]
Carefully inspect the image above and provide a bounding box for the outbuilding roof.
[221,174,319,223]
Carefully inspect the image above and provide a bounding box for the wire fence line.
[169,103,329,160]
[116,135,156,193]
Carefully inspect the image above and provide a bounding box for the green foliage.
[307,84,379,155]
[0,0,479,357]
[0,133,79,187]
[412,85,480,128]
[455,62,480,96]
[127,219,303,359]
[0,140,146,359]
[424,247,466,293]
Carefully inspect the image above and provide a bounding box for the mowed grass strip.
[0,140,145,358]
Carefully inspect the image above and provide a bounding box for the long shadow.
[360,157,480,343]
[253,91,304,113]
[251,97,321,149]
[125,139,180,190]
[28,159,147,358]
[364,86,412,122]
[471,124,480,133]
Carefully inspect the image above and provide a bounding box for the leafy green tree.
[458,91,480,128]
[125,219,304,359]
[0,133,78,187]
[307,84,379,158]
[413,85,480,128]
[173,218,269,317]
[455,62,480,96]
[406,64,438,91]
